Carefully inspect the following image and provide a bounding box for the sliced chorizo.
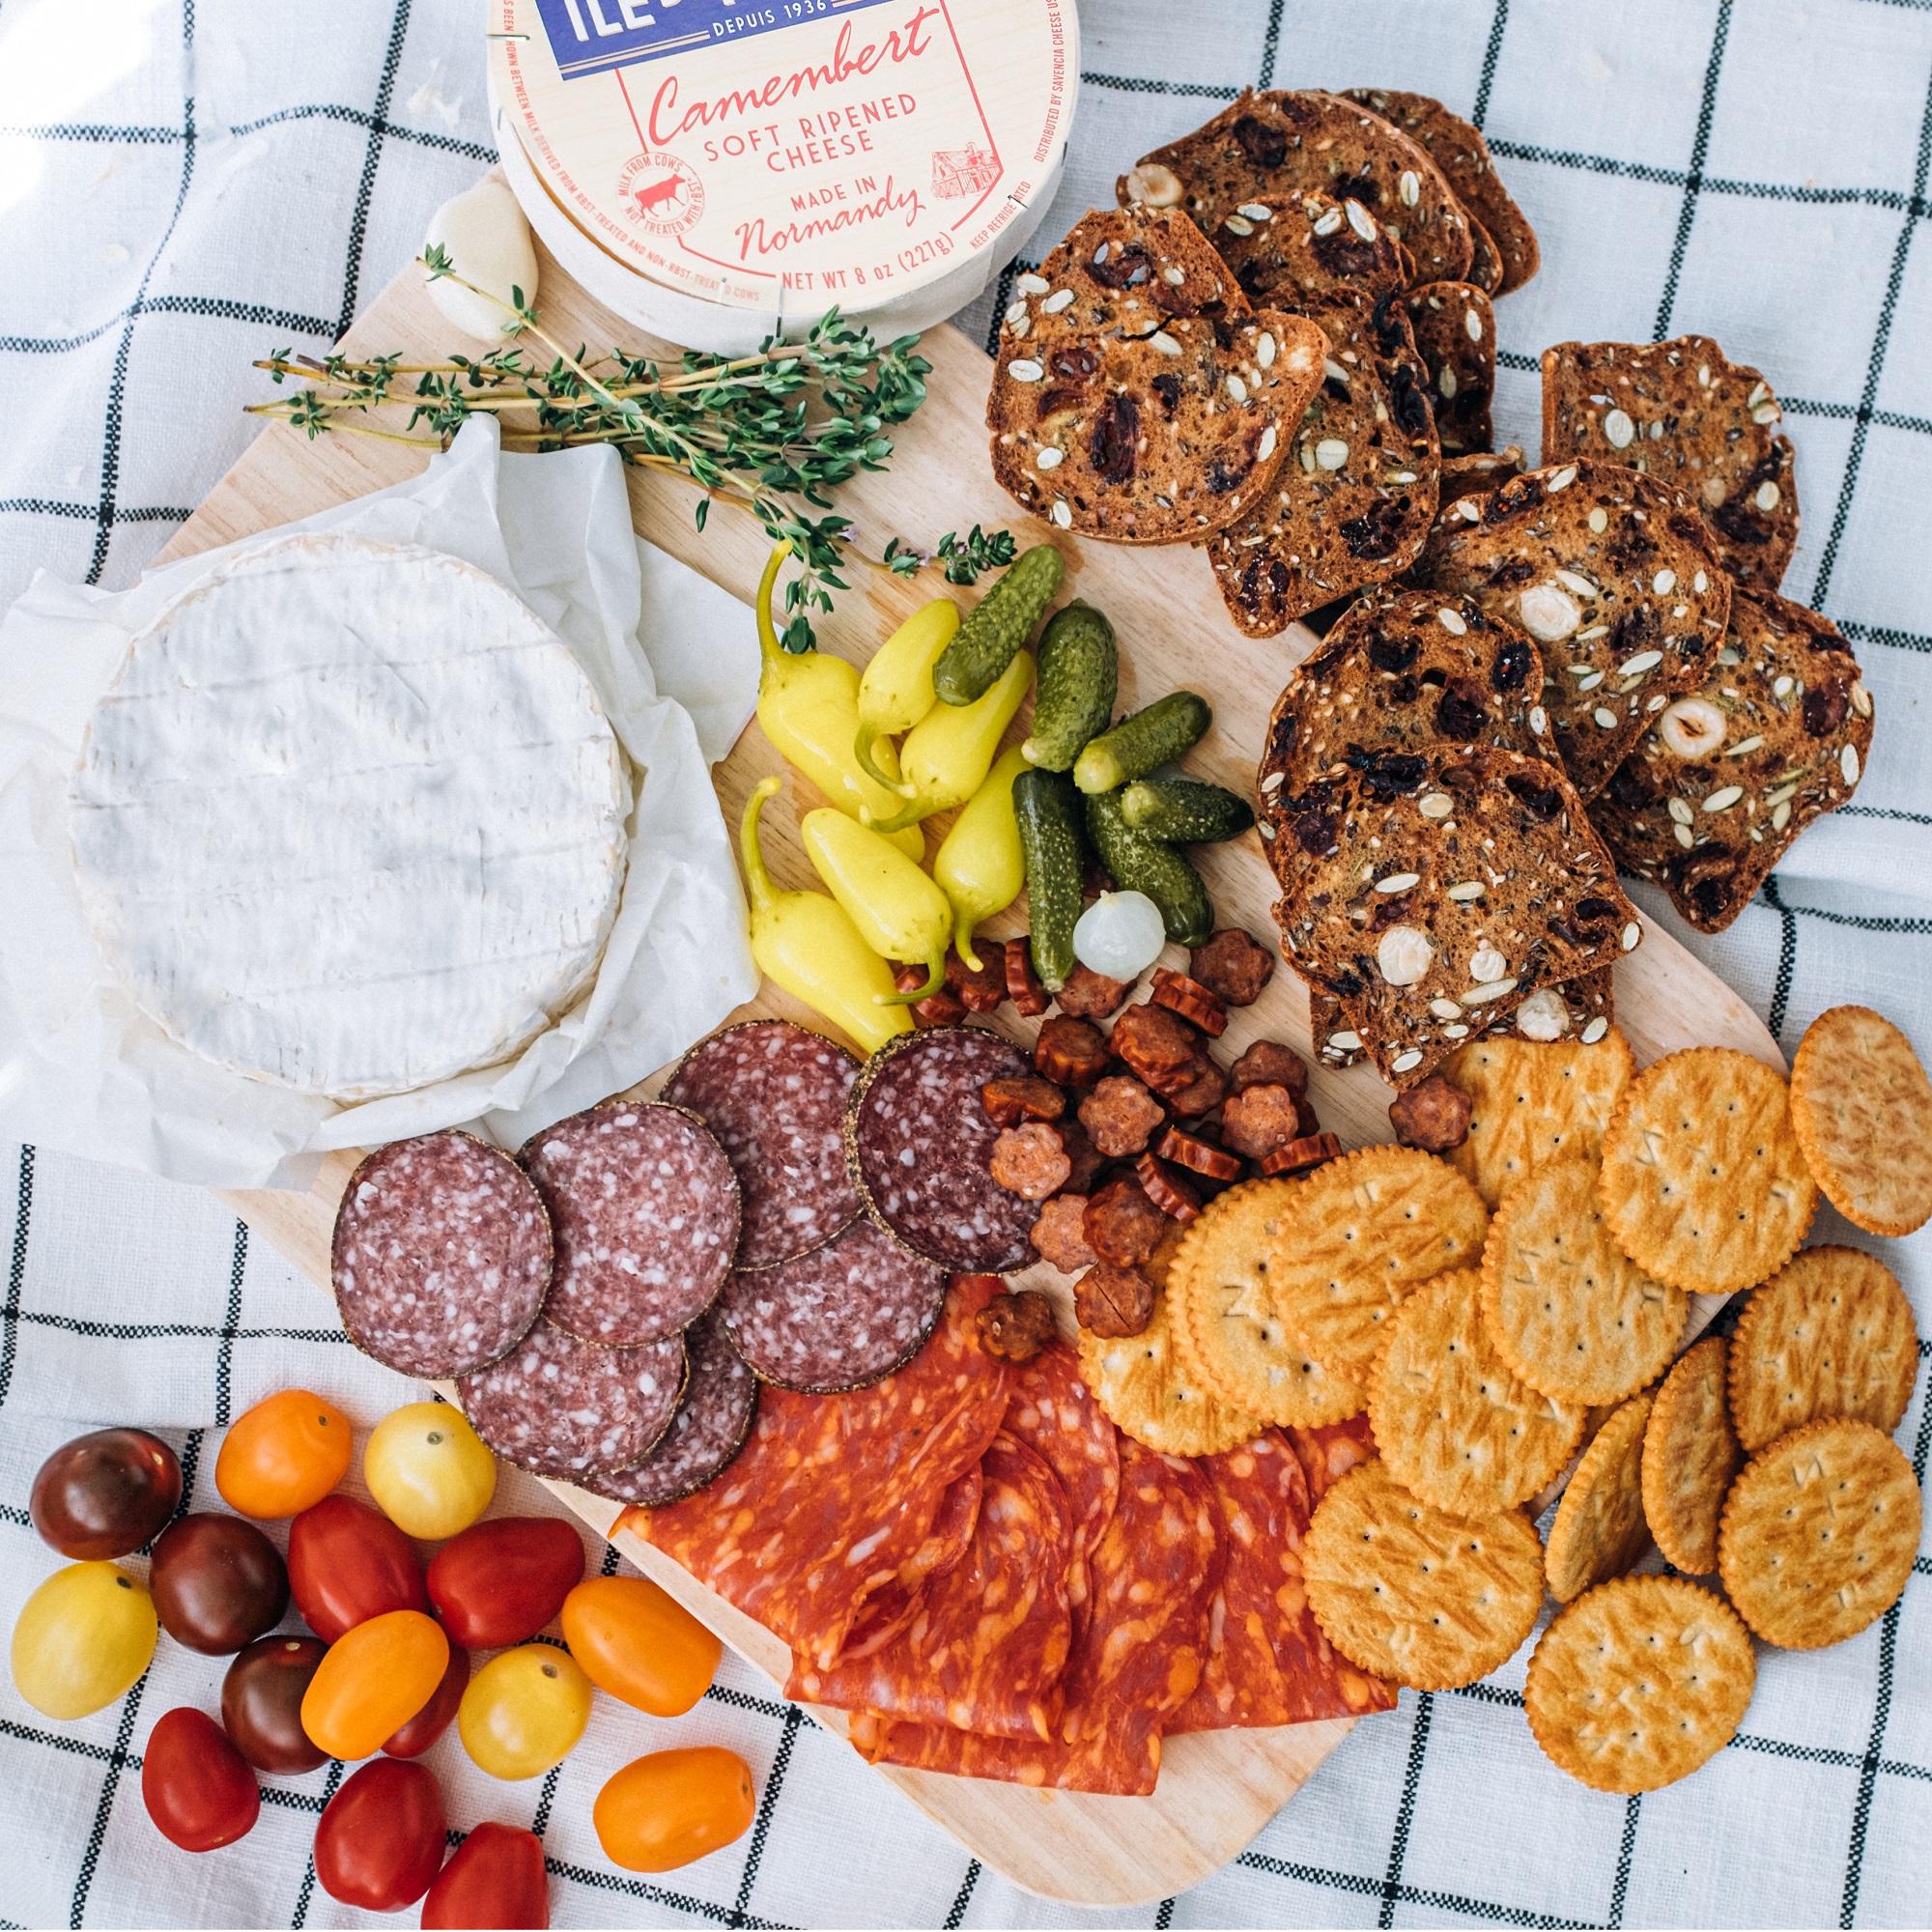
[1030,1195,1098,1274]
[1056,963,1133,1020]
[1036,1015,1111,1087]
[1135,1152,1202,1223]
[981,1076,1067,1128]
[1005,939,1049,1017]
[1219,1083,1304,1160]
[990,1123,1074,1202]
[1149,969,1229,1037]
[1156,1127,1242,1181]
[1229,1039,1308,1098]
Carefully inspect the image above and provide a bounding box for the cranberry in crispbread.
[987,206,1325,543]
[1600,591,1872,933]
[1404,281,1495,455]
[1542,336,1798,594]
[1441,445,1525,505]
[1203,290,1440,638]
[1310,968,1614,1070]
[1342,87,1541,293]
[1120,89,1474,289]
[1412,460,1731,802]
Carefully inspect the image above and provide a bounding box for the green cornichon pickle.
[1072,691,1211,794]
[1012,767,1086,991]
[1119,776,1254,843]
[931,544,1065,706]
[1021,601,1119,772]
[1084,788,1214,948]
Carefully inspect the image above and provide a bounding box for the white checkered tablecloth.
[2,2,1930,1927]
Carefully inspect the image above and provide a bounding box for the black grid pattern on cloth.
[3,0,1931,1926]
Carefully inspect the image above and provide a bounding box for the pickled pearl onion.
[1073,892,1167,980]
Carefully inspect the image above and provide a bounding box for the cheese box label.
[533,0,910,82]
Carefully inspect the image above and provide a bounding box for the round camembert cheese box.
[490,0,1076,319]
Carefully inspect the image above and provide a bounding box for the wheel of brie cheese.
[70,532,629,1099]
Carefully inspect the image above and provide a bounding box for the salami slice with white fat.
[457,1320,687,1478]
[580,1310,758,1507]
[330,1131,550,1378]
[848,1026,1038,1274]
[520,1101,739,1347]
[665,1020,861,1269]
[719,1217,947,1393]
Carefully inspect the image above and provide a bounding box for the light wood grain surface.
[156,224,1777,1905]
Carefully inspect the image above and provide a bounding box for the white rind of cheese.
[70,532,630,1100]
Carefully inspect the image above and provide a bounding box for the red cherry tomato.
[426,1518,584,1650]
[31,1428,181,1559]
[288,1494,427,1642]
[313,1757,446,1912]
[383,1641,469,1758]
[141,1707,260,1853]
[420,1821,549,1929]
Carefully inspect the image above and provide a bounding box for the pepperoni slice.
[520,1101,738,1347]
[331,1132,550,1378]
[665,1020,861,1269]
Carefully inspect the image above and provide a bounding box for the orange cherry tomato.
[592,1747,755,1873]
[215,1390,353,1519]
[299,1609,448,1761]
[559,1576,720,1718]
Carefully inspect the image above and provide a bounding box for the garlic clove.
[424,179,540,344]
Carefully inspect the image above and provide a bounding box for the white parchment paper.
[0,417,760,1189]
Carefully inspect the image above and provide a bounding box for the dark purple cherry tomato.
[287,1493,426,1643]
[427,1518,584,1650]
[31,1428,182,1560]
[142,1707,260,1852]
[382,1640,469,1758]
[149,1513,289,1656]
[221,1634,328,1773]
[313,1758,446,1912]
[421,1822,549,1929]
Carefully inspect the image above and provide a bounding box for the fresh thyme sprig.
[250,251,932,651]
[882,525,1017,587]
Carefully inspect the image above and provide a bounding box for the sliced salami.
[579,1310,757,1508]
[719,1217,947,1394]
[665,1020,861,1269]
[457,1321,686,1479]
[331,1131,550,1379]
[519,1101,739,1347]
[847,1027,1038,1274]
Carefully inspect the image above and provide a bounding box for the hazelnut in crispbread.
[1310,967,1615,1072]
[1598,591,1871,933]
[986,206,1326,544]
[1120,89,1474,290]
[1641,1337,1741,1574]
[1718,1418,1921,1650]
[1403,281,1495,455]
[1727,1246,1919,1453]
[1789,1006,1932,1237]
[1542,335,1798,593]
[1411,460,1732,801]
[1544,1386,1657,1602]
[1076,1286,1262,1458]
[1597,1047,1817,1298]
[1341,88,1541,294]
[1525,1577,1754,1792]
[1203,290,1440,638]
[1441,445,1526,505]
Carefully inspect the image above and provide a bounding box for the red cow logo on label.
[616,151,704,235]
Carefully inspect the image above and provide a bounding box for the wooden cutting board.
[154,223,1779,1907]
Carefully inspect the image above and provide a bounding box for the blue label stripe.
[535,0,907,81]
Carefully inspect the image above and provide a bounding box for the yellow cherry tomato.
[594,1747,756,1872]
[215,1389,353,1519]
[560,1576,720,1718]
[458,1645,592,1781]
[300,1609,448,1761]
[11,1562,157,1719]
[362,1403,497,1540]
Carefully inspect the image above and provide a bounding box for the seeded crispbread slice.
[986,205,1325,544]
[1641,1337,1742,1574]
[1719,1418,1921,1650]
[1788,1007,1932,1237]
[1441,445,1525,504]
[1542,335,1798,593]
[1341,87,1541,294]
[1411,460,1732,801]
[1525,1577,1754,1793]
[1161,184,1417,305]
[1463,213,1505,296]
[1120,88,1475,289]
[1727,1245,1920,1453]
[1598,1047,1818,1298]
[1310,967,1615,1071]
[1272,746,1639,1088]
[1598,591,1871,933]
[1203,290,1440,638]
[1302,1458,1544,1689]
[1544,1387,1657,1601]
[1403,281,1495,455]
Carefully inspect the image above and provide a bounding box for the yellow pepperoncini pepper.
[737,779,912,1055]
[753,545,923,860]
[801,809,953,1002]
[865,650,1035,836]
[854,598,959,792]
[932,743,1028,972]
